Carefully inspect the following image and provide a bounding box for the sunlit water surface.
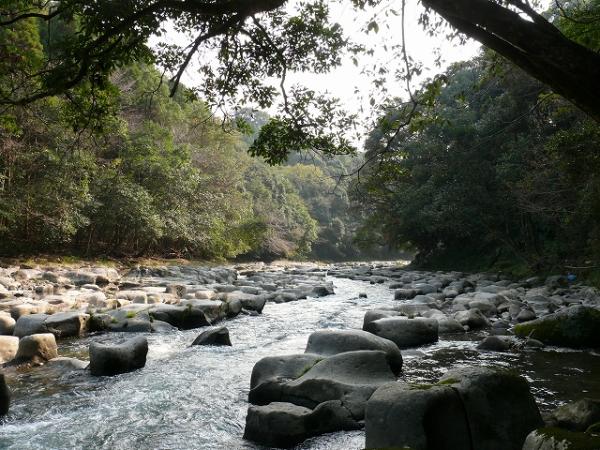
[1,276,599,449]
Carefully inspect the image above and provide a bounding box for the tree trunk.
[423,0,600,122]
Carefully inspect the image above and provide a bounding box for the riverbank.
[0,260,598,449]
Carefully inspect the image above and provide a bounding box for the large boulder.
[304,329,403,375]
[550,398,600,431]
[147,304,210,330]
[364,317,438,349]
[250,354,323,392]
[13,333,58,364]
[13,313,49,337]
[178,299,226,323]
[0,336,19,364]
[244,400,359,448]
[441,367,542,449]
[522,428,600,449]
[89,336,148,376]
[191,327,232,346]
[366,382,471,450]
[454,308,490,330]
[249,350,395,420]
[514,306,600,348]
[366,366,543,450]
[45,312,90,338]
[0,374,9,415]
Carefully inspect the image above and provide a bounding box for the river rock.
[362,309,402,329]
[364,317,438,349]
[0,312,16,335]
[522,427,600,449]
[13,313,49,337]
[244,400,359,448]
[394,288,417,300]
[178,299,225,322]
[440,367,543,449]
[365,382,471,450]
[550,398,600,431]
[0,336,19,363]
[89,336,148,376]
[45,312,90,338]
[250,354,323,392]
[191,326,232,346]
[148,304,210,330]
[477,335,511,352]
[365,366,543,450]
[454,308,490,329]
[151,320,177,333]
[0,374,9,415]
[304,329,403,375]
[514,305,600,348]
[14,333,58,364]
[249,350,396,420]
[437,317,465,334]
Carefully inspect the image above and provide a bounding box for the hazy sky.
[152,1,481,134]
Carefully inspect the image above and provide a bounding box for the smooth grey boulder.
[150,320,177,333]
[244,400,359,448]
[362,309,402,329]
[46,356,88,371]
[239,295,267,313]
[89,336,148,376]
[440,367,543,450]
[191,326,232,346]
[311,284,334,297]
[0,374,9,415]
[178,299,225,323]
[304,329,403,375]
[250,354,323,392]
[437,317,465,334]
[366,382,471,450]
[394,288,417,300]
[454,308,490,329]
[514,306,600,348]
[0,336,18,364]
[477,335,511,352]
[364,317,438,349]
[224,297,242,317]
[45,312,90,338]
[147,304,210,330]
[13,313,49,337]
[550,398,600,431]
[366,366,543,450]
[249,350,396,420]
[13,333,58,364]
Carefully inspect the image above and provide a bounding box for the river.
[0,274,599,449]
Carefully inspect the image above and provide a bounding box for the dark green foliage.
[353,52,600,273]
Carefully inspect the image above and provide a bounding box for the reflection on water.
[0,276,598,449]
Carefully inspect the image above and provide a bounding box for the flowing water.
[1,275,599,449]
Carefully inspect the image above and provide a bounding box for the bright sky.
[152,0,482,140]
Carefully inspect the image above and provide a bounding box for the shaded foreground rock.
[191,326,232,346]
[304,329,403,375]
[364,317,438,349]
[514,306,600,348]
[365,367,543,450]
[244,400,359,448]
[89,336,148,376]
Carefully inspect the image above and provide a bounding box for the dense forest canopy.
[0,0,599,274]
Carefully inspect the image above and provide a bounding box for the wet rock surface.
[0,261,598,449]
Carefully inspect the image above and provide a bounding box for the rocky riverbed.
[0,261,599,449]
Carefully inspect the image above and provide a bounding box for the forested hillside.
[1,10,396,260]
[353,50,600,276]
